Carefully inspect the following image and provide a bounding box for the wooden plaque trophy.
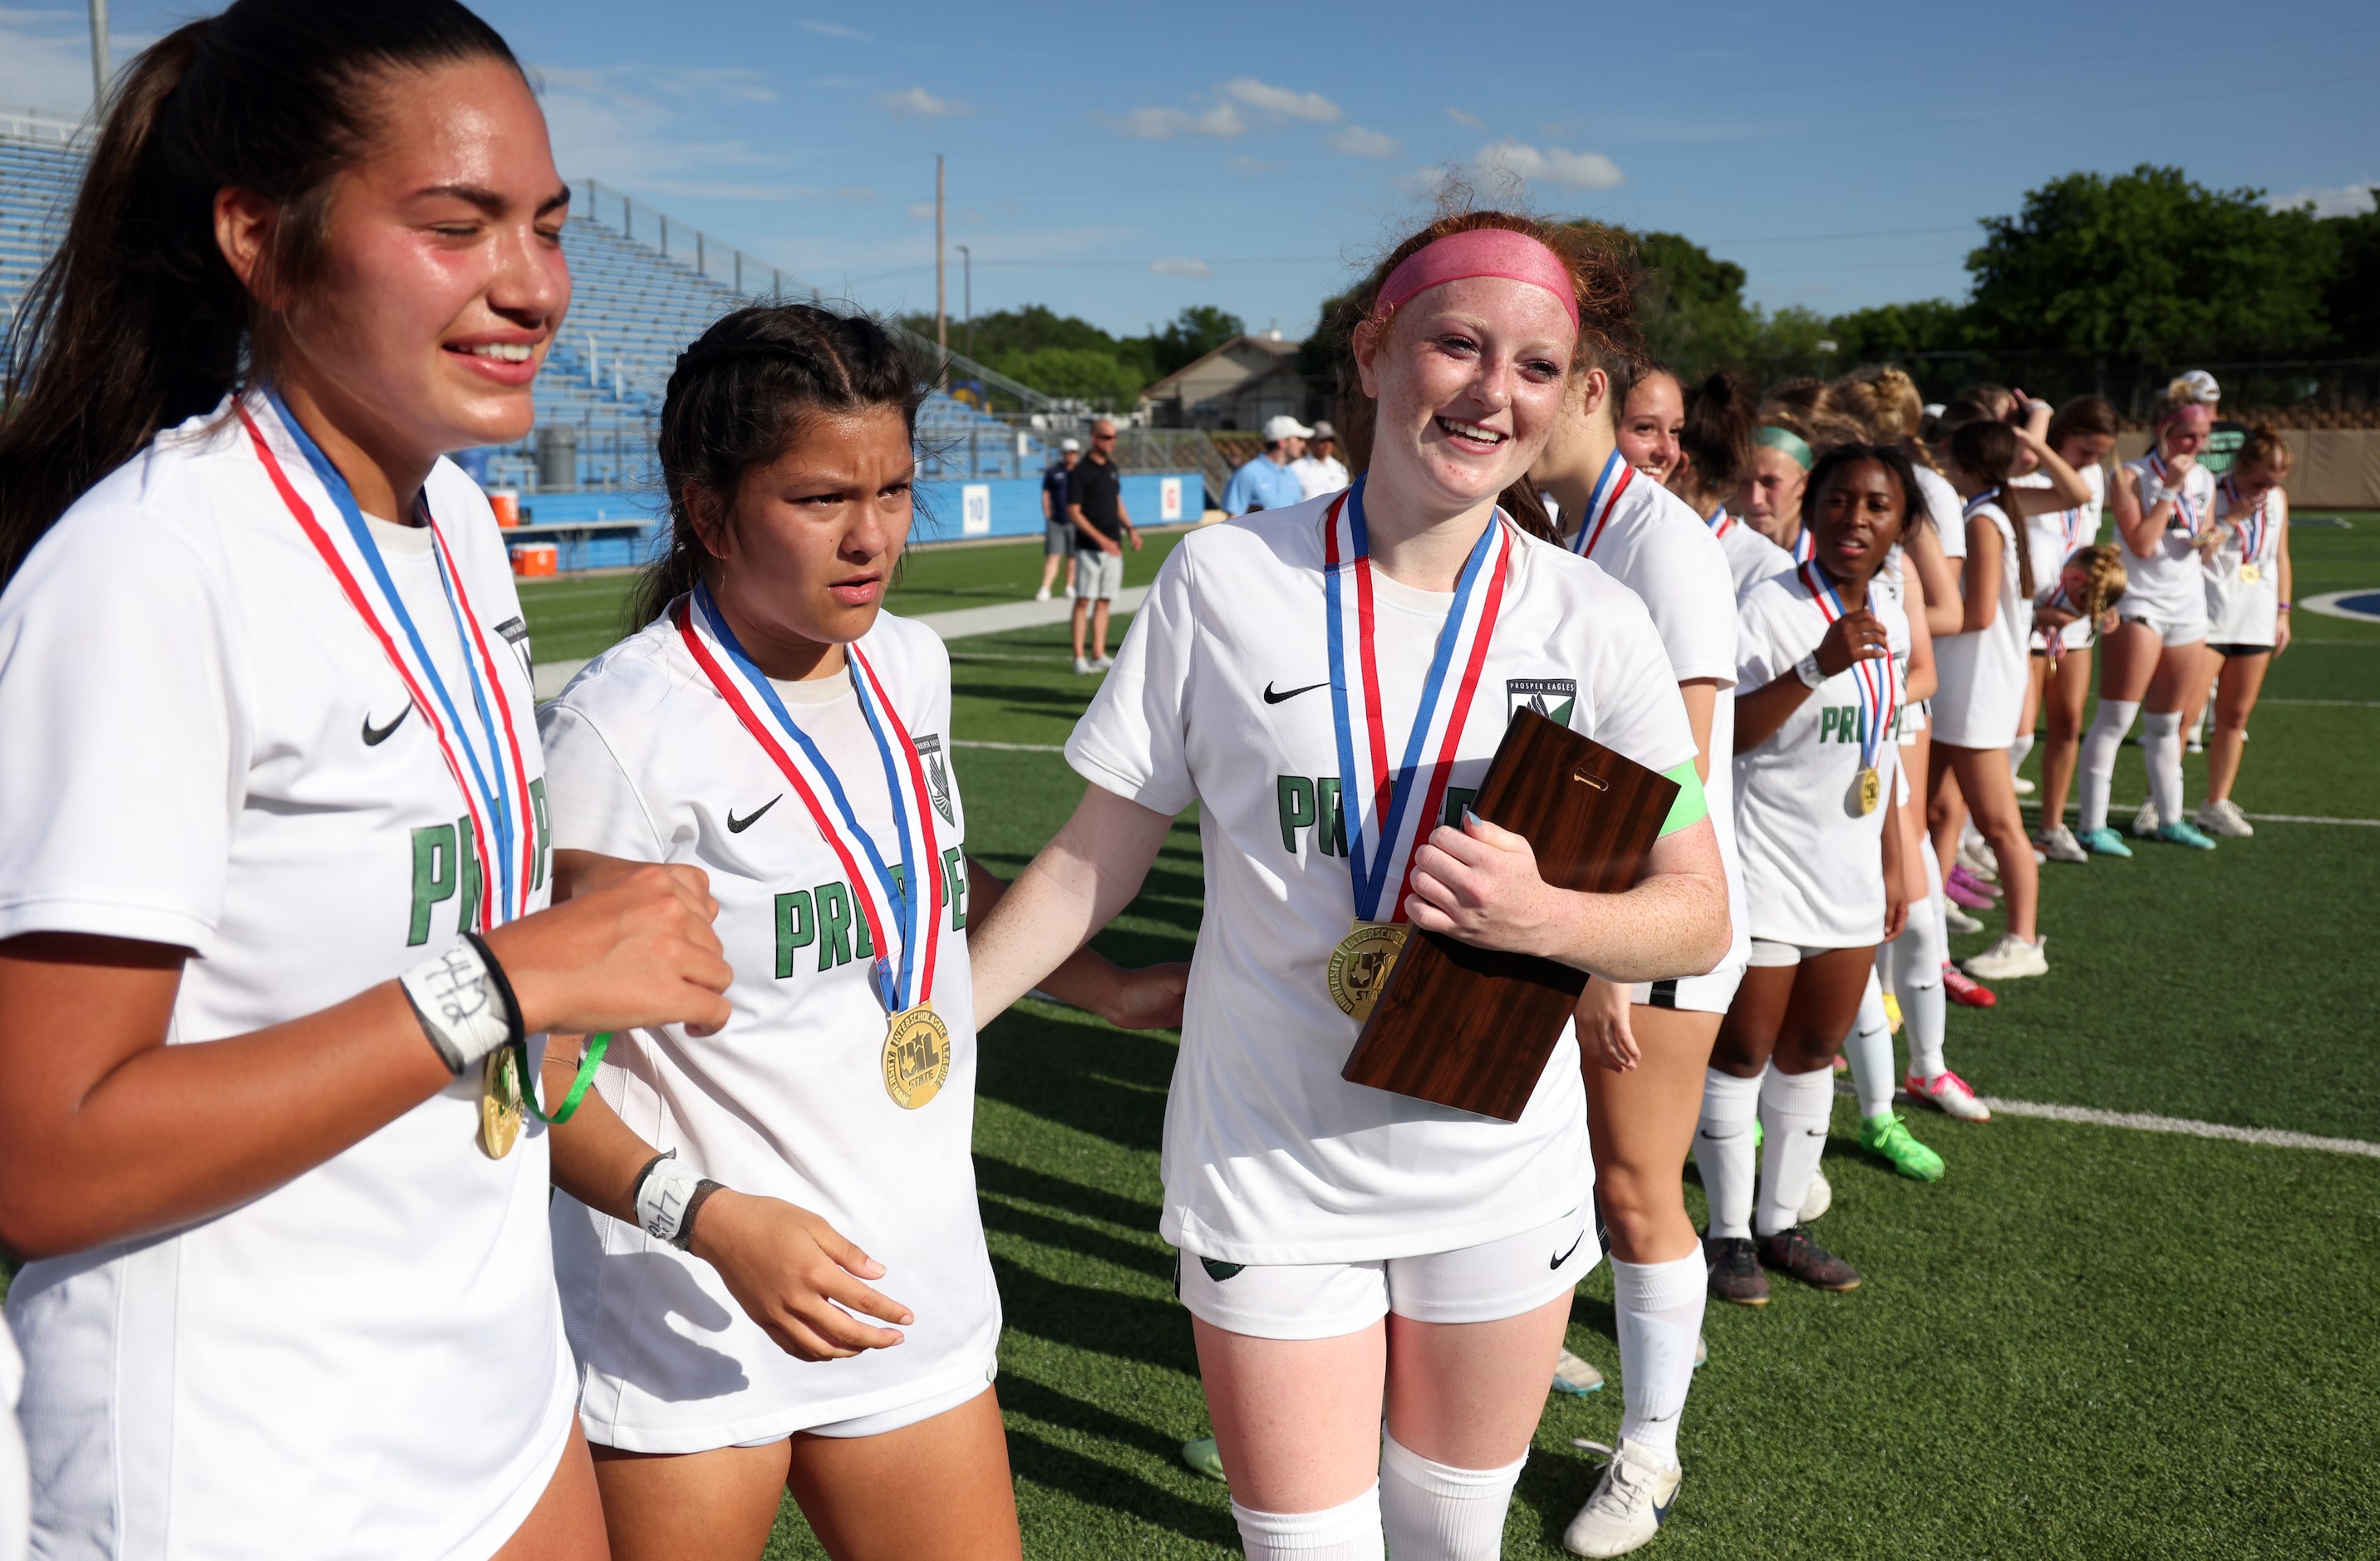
[1340,708,1681,1122]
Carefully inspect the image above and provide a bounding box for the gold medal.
[1326,921,1409,1022]
[478,1046,523,1159]
[1856,766,1881,817]
[2238,562,2260,584]
[883,1002,952,1110]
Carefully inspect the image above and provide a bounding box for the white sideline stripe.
[953,739,1066,753]
[1840,1083,2380,1158]
[2020,799,2380,827]
[2257,697,2380,707]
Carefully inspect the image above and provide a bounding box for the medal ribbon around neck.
[676,584,942,1016]
[2220,476,2266,564]
[1799,559,1897,780]
[237,396,534,931]
[1564,448,1635,559]
[1705,504,1735,539]
[1790,526,1816,564]
[1323,476,1511,925]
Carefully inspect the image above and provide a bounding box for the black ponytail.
[633,304,929,630]
[0,0,519,585]
[1948,419,2033,601]
[1677,369,1753,505]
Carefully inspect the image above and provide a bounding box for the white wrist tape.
[634,1153,715,1248]
[398,938,515,1073]
[1795,652,1827,690]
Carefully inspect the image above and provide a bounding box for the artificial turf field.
[511,521,2378,1558]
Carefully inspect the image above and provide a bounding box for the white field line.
[2019,799,2380,827]
[2256,697,2380,707]
[953,739,1066,753]
[1841,1084,2380,1158]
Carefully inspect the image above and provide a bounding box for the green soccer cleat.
[2155,820,2218,851]
[1182,1436,1226,1482]
[2077,825,2132,859]
[1861,1112,1945,1182]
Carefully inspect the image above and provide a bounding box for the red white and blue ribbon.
[677,584,942,1014]
[1799,559,1897,776]
[2218,475,2267,567]
[1563,447,1635,559]
[2147,451,2199,535]
[1790,526,1816,564]
[1324,476,1509,924]
[239,394,535,930]
[1704,504,1735,539]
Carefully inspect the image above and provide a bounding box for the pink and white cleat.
[1906,1070,1992,1122]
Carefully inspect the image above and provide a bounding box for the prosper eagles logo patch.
[916,733,956,826]
[1507,677,1576,728]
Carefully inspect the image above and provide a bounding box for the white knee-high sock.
[1379,1435,1523,1561]
[1610,1253,1705,1469]
[1918,834,1950,968]
[1234,1484,1384,1560]
[1904,980,1948,1081]
[2143,710,2184,824]
[2009,731,2035,778]
[1842,969,1896,1121]
[2079,699,2140,833]
[1754,1066,1835,1238]
[1693,1068,1761,1241]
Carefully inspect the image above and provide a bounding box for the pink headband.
[1374,228,1579,332]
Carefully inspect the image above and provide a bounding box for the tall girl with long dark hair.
[0,3,732,1554]
[1671,371,1792,594]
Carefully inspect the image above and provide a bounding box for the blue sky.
[6,0,2376,342]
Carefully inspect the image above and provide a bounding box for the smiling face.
[1355,274,1575,519]
[264,57,570,465]
[1735,446,1808,540]
[696,406,917,657]
[1616,372,1684,480]
[1811,457,1908,584]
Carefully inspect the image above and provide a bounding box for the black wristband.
[460,932,528,1054]
[676,1179,725,1253]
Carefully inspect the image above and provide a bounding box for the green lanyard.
[498,1032,612,1124]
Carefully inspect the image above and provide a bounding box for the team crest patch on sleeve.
[1507,677,1577,728]
[494,615,533,680]
[916,733,956,825]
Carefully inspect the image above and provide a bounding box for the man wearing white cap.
[1220,414,1311,514]
[1037,436,1084,600]
[1288,419,1350,500]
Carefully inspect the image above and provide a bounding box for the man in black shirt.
[1064,418,1141,673]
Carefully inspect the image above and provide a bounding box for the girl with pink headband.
[966,212,1728,1561]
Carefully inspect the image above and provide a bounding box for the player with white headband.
[0,4,730,1553]
[2181,425,2294,838]
[970,213,1728,1561]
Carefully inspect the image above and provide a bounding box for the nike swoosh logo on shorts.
[1550,1231,1585,1270]
[361,705,411,746]
[727,795,783,833]
[1262,680,1328,705]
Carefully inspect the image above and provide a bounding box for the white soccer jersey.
[1561,454,1750,992]
[1930,499,2033,750]
[1708,508,1794,598]
[1912,463,1964,559]
[539,607,997,1451]
[0,392,570,1559]
[2205,478,2286,647]
[1733,567,1909,948]
[1066,494,1697,1266]
[2023,464,2104,652]
[2118,455,2217,623]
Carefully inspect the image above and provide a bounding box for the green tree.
[1626,229,1757,376]
[990,346,1147,408]
[2317,193,2380,352]
[1145,305,1247,377]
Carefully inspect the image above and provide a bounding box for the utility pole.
[956,244,972,364]
[934,155,947,377]
[87,0,109,107]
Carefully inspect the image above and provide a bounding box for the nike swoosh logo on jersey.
[727,795,783,833]
[361,704,411,746]
[1262,680,1328,704]
[1550,1230,1585,1270]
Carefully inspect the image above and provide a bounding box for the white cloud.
[1150,257,1215,278]
[1112,101,1247,140]
[2269,180,2378,218]
[907,202,937,221]
[1229,155,1286,171]
[797,20,872,41]
[878,85,972,118]
[1329,125,1399,159]
[1445,107,1486,130]
[1221,77,1340,123]
[538,66,794,193]
[1474,139,1625,190]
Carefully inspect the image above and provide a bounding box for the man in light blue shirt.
[1221,415,1312,514]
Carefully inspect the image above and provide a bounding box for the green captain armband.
[1657,760,1707,836]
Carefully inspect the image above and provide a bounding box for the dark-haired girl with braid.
[534,303,1183,1561]
[0,2,735,1554]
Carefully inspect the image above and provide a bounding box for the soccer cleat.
[1944,868,1996,910]
[2196,798,2254,838]
[1756,1226,1861,1291]
[2038,825,2088,864]
[1964,932,2048,980]
[1182,1436,1226,1482]
[1551,1347,1606,1396]
[2155,820,2218,850]
[1832,1053,1848,1074]
[1861,1112,1945,1180]
[1072,656,1094,675]
[1941,963,1997,1008]
[1957,838,1999,881]
[1092,654,1115,671]
[1563,1439,1684,1559]
[1033,586,1051,602]
[2129,800,2161,838]
[1949,864,2003,904]
[1799,1166,1833,1224]
[2077,825,2133,859]
[1907,1070,1992,1122]
[1704,1234,1769,1307]
[2012,775,2037,795]
[1942,901,1986,936]
[1694,1334,1708,1369]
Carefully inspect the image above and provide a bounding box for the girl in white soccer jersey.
[0,4,732,1555]
[533,306,1183,1561]
[1616,360,1689,483]
[1671,372,1795,595]
[2076,382,2224,855]
[2027,398,2122,864]
[2181,426,2295,839]
[1698,445,1920,1306]
[971,212,1729,1561]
